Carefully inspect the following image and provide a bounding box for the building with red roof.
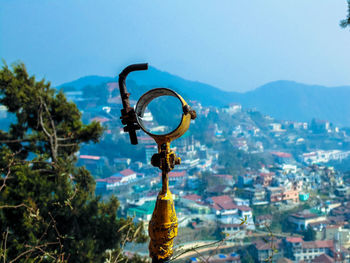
[95,176,122,192]
[91,117,111,124]
[78,155,107,172]
[112,169,137,183]
[288,211,327,231]
[208,195,237,216]
[312,253,334,263]
[79,155,101,160]
[182,194,202,202]
[271,152,292,158]
[252,239,284,263]
[271,151,293,164]
[159,171,186,182]
[180,194,210,214]
[284,237,334,262]
[285,237,303,243]
[237,205,253,219]
[120,169,136,177]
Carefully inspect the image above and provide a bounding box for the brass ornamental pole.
[118,64,196,262]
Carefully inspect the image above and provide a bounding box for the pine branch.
[340,0,350,28]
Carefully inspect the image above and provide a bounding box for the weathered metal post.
[118,64,196,262]
[118,63,148,145]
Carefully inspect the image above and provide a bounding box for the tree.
[237,246,255,263]
[340,0,350,28]
[302,226,316,241]
[218,140,266,178]
[0,63,146,262]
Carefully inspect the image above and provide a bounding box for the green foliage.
[218,140,266,177]
[340,0,350,28]
[198,171,215,193]
[0,63,146,262]
[302,226,316,241]
[83,84,109,105]
[251,205,275,217]
[237,246,255,263]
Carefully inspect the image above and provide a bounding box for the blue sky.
[0,0,349,92]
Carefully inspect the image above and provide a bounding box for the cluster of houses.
[95,168,138,192]
[118,153,350,262]
[240,198,350,262]
[301,150,350,165]
[251,237,350,263]
[61,82,350,262]
[84,139,350,263]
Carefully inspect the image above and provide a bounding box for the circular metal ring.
[135,88,191,144]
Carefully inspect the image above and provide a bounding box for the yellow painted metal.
[119,65,196,261]
[148,143,178,261]
[148,170,178,260]
[134,88,195,261]
[135,88,192,145]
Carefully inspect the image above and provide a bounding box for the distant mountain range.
[57,67,350,127]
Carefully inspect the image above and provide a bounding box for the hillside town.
[2,80,350,263]
[53,81,350,262]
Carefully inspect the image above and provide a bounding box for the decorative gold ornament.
[118,64,196,262]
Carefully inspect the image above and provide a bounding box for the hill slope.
[56,68,350,126]
[240,81,350,125]
[57,67,239,106]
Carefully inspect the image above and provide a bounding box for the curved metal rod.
[118,63,148,144]
[119,63,148,109]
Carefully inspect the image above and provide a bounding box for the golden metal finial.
[119,65,196,262]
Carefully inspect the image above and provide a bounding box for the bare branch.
[42,99,59,161]
[170,239,225,261]
[113,222,133,263]
[8,242,60,263]
[0,150,23,192]
[1,228,9,263]
[38,98,58,163]
[57,143,78,147]
[0,159,13,192]
[0,138,33,144]
[0,203,37,216]
[38,103,52,140]
[57,137,74,141]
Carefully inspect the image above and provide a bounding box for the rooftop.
[159,171,186,178]
[128,201,156,215]
[290,210,324,220]
[255,239,282,251]
[79,155,101,160]
[271,151,292,158]
[302,240,333,249]
[211,195,237,211]
[312,254,334,263]
[182,194,202,202]
[97,176,122,184]
[120,169,136,177]
[237,205,251,212]
[91,117,110,123]
[285,237,303,243]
